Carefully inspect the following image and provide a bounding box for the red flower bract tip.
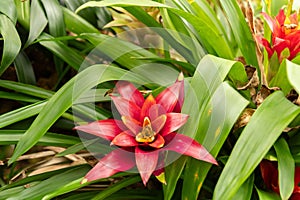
[258,9,300,62]
[74,73,217,185]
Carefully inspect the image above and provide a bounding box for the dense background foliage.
[0,0,300,199]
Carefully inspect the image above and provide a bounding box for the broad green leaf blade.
[182,82,248,200]
[14,50,36,84]
[0,14,21,76]
[76,0,170,13]
[163,55,247,199]
[38,33,84,70]
[8,66,146,165]
[0,0,17,24]
[24,0,48,47]
[274,138,294,200]
[0,186,25,199]
[6,166,90,200]
[220,0,258,67]
[286,60,300,94]
[213,92,300,199]
[232,174,254,200]
[256,188,281,200]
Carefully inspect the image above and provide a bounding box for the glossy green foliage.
[1,0,300,199]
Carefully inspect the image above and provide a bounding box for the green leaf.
[24,0,48,47]
[0,186,25,199]
[170,0,234,59]
[286,60,300,95]
[0,101,46,129]
[8,65,146,165]
[232,174,254,200]
[0,79,52,99]
[14,51,36,84]
[0,13,21,76]
[6,166,90,200]
[213,92,300,199]
[124,6,196,64]
[40,0,65,37]
[0,0,17,24]
[163,55,248,199]
[75,1,198,64]
[256,187,281,200]
[274,138,295,200]
[56,138,112,157]
[269,0,288,15]
[81,33,177,81]
[0,91,39,103]
[90,176,141,200]
[269,59,292,95]
[182,82,248,200]
[40,0,66,74]
[80,32,157,68]
[38,33,84,70]
[163,156,187,199]
[62,7,98,34]
[76,0,170,13]
[220,0,258,67]
[0,166,82,192]
[14,0,30,29]
[0,130,80,146]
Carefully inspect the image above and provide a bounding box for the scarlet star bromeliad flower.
[260,160,300,199]
[74,73,217,185]
[258,9,300,62]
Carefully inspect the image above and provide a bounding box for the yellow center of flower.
[135,117,155,143]
[283,18,299,34]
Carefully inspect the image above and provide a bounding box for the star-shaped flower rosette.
[74,73,217,185]
[258,9,300,63]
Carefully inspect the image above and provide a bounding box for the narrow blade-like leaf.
[213,92,300,199]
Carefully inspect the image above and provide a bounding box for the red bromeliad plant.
[74,73,217,185]
[259,9,300,62]
[260,160,300,199]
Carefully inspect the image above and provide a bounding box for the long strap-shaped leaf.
[220,0,258,67]
[0,14,21,76]
[213,91,300,199]
[76,0,233,63]
[163,55,248,199]
[8,65,146,165]
[0,0,17,24]
[181,82,248,200]
[24,0,48,48]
